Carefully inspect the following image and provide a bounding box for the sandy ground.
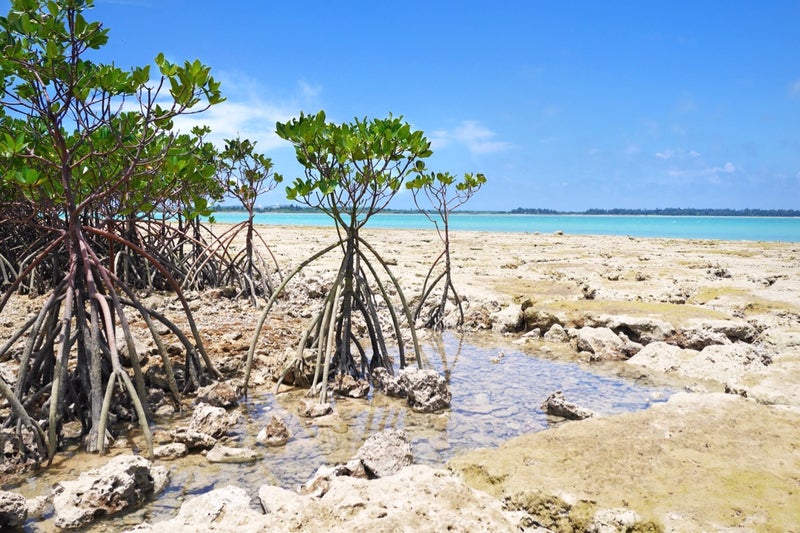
[253,225,800,531]
[3,224,800,531]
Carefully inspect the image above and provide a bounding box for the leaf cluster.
[0,0,225,224]
[407,171,487,221]
[215,136,282,213]
[276,111,431,229]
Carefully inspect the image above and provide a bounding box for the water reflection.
[234,332,671,489]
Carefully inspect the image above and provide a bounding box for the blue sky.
[7,0,800,211]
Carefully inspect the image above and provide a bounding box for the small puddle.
[11,333,674,531]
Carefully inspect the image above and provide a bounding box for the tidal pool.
[13,333,673,531]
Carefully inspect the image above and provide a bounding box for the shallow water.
[13,333,673,531]
[209,210,800,242]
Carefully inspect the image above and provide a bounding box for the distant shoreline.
[212,205,800,218]
[207,211,800,242]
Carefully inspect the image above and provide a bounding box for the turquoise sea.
[210,211,800,243]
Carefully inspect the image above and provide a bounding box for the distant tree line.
[212,204,308,213]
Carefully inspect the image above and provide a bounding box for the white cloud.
[168,74,316,152]
[663,160,737,185]
[430,120,512,155]
[655,148,701,160]
[173,100,296,151]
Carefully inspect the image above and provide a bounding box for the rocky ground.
[1,225,799,531]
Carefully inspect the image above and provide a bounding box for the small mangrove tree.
[407,171,486,329]
[244,111,432,402]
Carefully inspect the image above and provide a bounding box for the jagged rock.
[299,399,333,418]
[490,304,523,332]
[522,327,542,338]
[590,507,643,532]
[258,465,524,532]
[25,494,49,520]
[683,318,757,344]
[1,426,42,476]
[52,454,168,529]
[151,465,170,495]
[669,318,757,350]
[0,361,17,387]
[154,402,176,418]
[543,323,570,343]
[128,465,521,533]
[627,341,769,384]
[196,381,240,408]
[581,283,597,300]
[541,391,595,420]
[355,429,413,478]
[0,490,27,528]
[216,355,242,376]
[371,367,406,397]
[617,331,644,358]
[256,414,292,446]
[373,367,451,412]
[299,459,368,497]
[603,315,676,344]
[211,286,239,299]
[206,443,260,463]
[626,342,696,375]
[144,365,170,390]
[332,374,370,398]
[757,328,800,350]
[462,301,500,331]
[124,485,271,532]
[522,308,561,332]
[153,442,188,460]
[61,420,83,440]
[671,328,731,350]
[169,427,218,450]
[576,327,626,361]
[116,331,150,367]
[258,484,308,524]
[397,367,451,413]
[188,402,238,438]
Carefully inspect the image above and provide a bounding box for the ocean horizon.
[208,211,800,243]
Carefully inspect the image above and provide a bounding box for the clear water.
[208,211,800,242]
[11,333,673,531]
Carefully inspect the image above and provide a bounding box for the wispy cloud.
[430,120,512,155]
[664,160,737,184]
[791,79,800,98]
[710,162,736,174]
[298,80,322,99]
[674,96,698,114]
[655,148,701,160]
[624,143,641,156]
